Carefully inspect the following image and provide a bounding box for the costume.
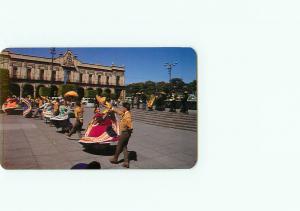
[147,95,156,111]
[2,98,19,114]
[79,96,120,144]
[20,98,33,118]
[50,104,72,132]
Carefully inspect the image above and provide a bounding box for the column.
[33,85,37,98]
[20,84,23,97]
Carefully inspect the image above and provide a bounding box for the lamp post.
[164,62,178,82]
[49,48,56,84]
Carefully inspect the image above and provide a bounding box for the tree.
[126,82,144,96]
[104,88,111,94]
[39,87,51,97]
[156,81,172,94]
[187,80,197,93]
[144,81,156,96]
[110,93,118,100]
[170,78,185,92]
[58,84,78,96]
[84,89,97,98]
[0,69,9,106]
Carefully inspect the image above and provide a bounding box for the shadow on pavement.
[81,143,116,156]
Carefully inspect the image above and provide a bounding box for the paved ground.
[0,108,197,169]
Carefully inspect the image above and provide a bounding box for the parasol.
[64,91,78,97]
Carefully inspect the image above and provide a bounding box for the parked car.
[81,98,95,108]
[125,97,132,104]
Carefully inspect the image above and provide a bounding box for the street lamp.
[164,62,178,82]
[49,48,56,84]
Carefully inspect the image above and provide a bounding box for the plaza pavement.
[0,108,197,169]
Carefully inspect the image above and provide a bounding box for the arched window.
[98,75,101,84]
[79,73,83,83]
[51,71,56,81]
[106,76,109,85]
[89,74,93,84]
[67,71,71,82]
[40,69,44,80]
[27,68,31,80]
[116,76,120,86]
[12,66,18,78]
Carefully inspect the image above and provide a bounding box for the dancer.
[109,102,133,168]
[33,96,44,119]
[180,91,189,114]
[79,96,119,144]
[67,101,84,139]
[169,91,177,112]
[147,94,156,111]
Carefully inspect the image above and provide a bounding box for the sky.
[7,47,197,85]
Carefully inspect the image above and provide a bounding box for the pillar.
[20,84,23,97]
[33,84,36,98]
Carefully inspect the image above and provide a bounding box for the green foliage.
[0,69,9,105]
[104,88,111,94]
[170,78,185,92]
[23,84,34,97]
[126,82,144,95]
[84,89,97,98]
[126,79,197,97]
[58,84,78,96]
[9,84,20,97]
[96,88,103,95]
[110,93,118,100]
[76,87,85,99]
[187,80,197,93]
[39,87,51,97]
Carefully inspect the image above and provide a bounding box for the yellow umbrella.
[96,95,112,109]
[96,95,106,104]
[64,91,78,97]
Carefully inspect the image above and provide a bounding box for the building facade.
[0,49,126,99]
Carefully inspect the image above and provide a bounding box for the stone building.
[0,49,126,99]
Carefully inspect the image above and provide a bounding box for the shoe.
[122,162,129,168]
[109,157,118,164]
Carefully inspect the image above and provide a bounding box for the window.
[89,74,93,84]
[116,76,120,86]
[106,76,109,85]
[12,67,17,78]
[40,69,44,80]
[98,75,101,84]
[79,73,83,83]
[51,71,56,81]
[67,71,71,82]
[27,68,31,80]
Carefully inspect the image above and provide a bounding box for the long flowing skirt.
[79,113,120,144]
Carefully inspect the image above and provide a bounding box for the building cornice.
[0,50,125,72]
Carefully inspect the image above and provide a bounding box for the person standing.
[131,95,135,109]
[141,91,147,110]
[33,96,44,118]
[67,101,83,138]
[169,91,177,112]
[180,91,189,114]
[136,93,140,109]
[109,102,133,168]
[53,99,60,116]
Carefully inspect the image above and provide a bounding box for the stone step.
[132,110,197,117]
[131,109,197,131]
[132,114,197,122]
[134,119,197,132]
[132,116,197,126]
[132,112,197,120]
[134,118,197,128]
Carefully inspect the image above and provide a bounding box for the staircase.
[131,109,197,132]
